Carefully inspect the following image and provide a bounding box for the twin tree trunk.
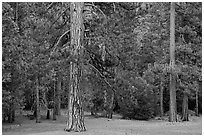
[65,2,86,132]
[169,2,177,122]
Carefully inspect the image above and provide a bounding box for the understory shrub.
[116,77,155,120]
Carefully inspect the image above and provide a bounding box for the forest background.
[2,2,202,132]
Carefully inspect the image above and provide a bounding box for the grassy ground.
[2,110,202,135]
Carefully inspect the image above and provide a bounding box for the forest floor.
[2,109,202,135]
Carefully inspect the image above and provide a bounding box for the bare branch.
[84,3,107,24]
[88,63,116,93]
[48,30,70,62]
[49,7,69,29]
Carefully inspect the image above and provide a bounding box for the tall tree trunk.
[195,90,199,116]
[169,2,177,122]
[53,80,57,120]
[182,92,189,121]
[160,78,164,117]
[36,76,41,123]
[56,73,62,115]
[41,91,50,119]
[42,92,50,119]
[107,90,114,119]
[65,2,86,132]
[103,90,108,117]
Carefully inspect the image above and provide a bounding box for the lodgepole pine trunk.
[182,91,189,121]
[160,78,164,117]
[169,2,177,122]
[36,76,41,123]
[65,2,86,132]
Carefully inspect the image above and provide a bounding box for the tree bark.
[65,2,86,132]
[36,76,41,123]
[182,92,189,121]
[169,2,177,122]
[160,78,164,117]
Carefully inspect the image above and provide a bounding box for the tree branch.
[48,30,70,62]
[88,63,116,94]
[49,7,69,30]
[84,3,107,25]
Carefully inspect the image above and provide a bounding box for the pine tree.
[65,2,86,132]
[169,2,177,122]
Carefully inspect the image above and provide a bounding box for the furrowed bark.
[65,2,86,132]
